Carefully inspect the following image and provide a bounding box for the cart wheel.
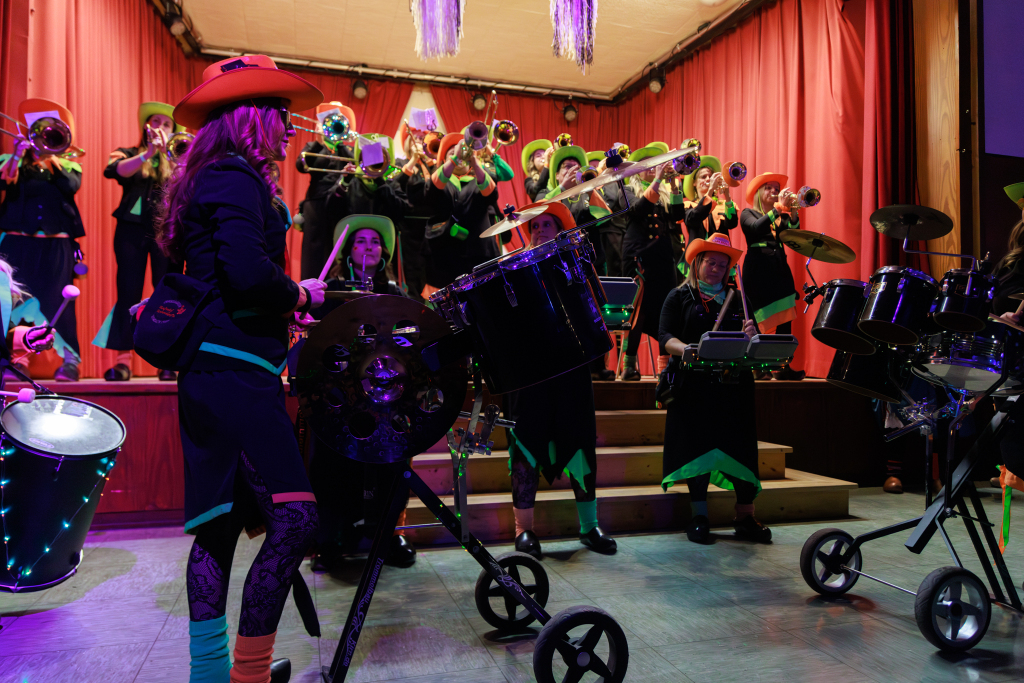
[474,551,549,630]
[800,528,862,595]
[533,605,628,683]
[915,567,991,652]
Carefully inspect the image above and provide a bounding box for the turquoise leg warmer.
[189,615,231,683]
[577,500,599,534]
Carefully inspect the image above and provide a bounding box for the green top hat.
[682,155,722,200]
[1006,182,1024,210]
[627,142,670,163]
[333,214,396,265]
[586,151,605,165]
[522,138,553,175]
[548,145,589,190]
[138,102,185,133]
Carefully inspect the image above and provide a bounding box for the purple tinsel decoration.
[551,0,597,74]
[411,0,466,61]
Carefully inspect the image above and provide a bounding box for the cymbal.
[549,145,699,203]
[324,290,373,300]
[778,230,856,264]
[869,204,954,241]
[479,203,550,238]
[1009,292,1024,301]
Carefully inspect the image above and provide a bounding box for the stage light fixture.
[352,80,369,100]
[563,103,578,123]
[648,69,664,94]
[472,93,488,111]
[168,17,186,36]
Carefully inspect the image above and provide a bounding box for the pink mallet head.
[17,388,35,403]
[62,285,81,299]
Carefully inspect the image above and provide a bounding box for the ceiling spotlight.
[168,17,186,36]
[472,93,488,111]
[563,103,578,123]
[352,79,368,100]
[648,68,664,94]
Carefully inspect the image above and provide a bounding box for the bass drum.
[431,228,612,394]
[0,396,125,592]
[826,347,905,403]
[811,280,875,355]
[913,321,1023,393]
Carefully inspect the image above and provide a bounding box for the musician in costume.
[0,258,55,372]
[326,134,410,236]
[659,233,772,544]
[505,201,616,557]
[157,55,326,683]
[393,113,441,301]
[740,172,805,380]
[681,156,738,250]
[992,182,1024,316]
[0,98,84,382]
[93,102,184,381]
[295,101,357,279]
[586,150,625,278]
[426,132,500,288]
[620,143,686,381]
[522,139,553,202]
[309,215,417,570]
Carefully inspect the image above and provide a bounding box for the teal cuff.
[493,155,514,182]
[189,615,231,683]
[670,192,685,205]
[577,500,598,534]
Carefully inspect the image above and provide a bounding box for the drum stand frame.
[321,370,552,683]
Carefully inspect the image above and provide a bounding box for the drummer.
[740,171,805,380]
[504,201,617,558]
[658,233,771,544]
[0,257,55,372]
[993,181,1024,317]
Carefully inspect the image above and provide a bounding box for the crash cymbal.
[323,290,373,300]
[479,203,550,238]
[869,204,954,241]
[778,230,856,264]
[550,144,699,203]
[1009,292,1024,301]
[294,294,467,463]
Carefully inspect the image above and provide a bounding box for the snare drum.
[811,279,875,355]
[858,266,938,346]
[932,268,997,333]
[0,396,125,592]
[826,347,904,403]
[912,321,1023,392]
[431,228,612,394]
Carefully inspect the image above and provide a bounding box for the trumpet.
[422,131,442,159]
[166,132,193,162]
[490,120,518,148]
[576,165,600,184]
[788,185,821,208]
[0,112,84,159]
[724,161,747,187]
[460,121,489,161]
[671,149,701,176]
[555,133,573,148]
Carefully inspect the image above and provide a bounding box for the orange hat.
[745,171,789,206]
[435,132,464,164]
[684,232,743,270]
[316,101,357,132]
[174,55,323,129]
[520,201,576,239]
[18,98,76,140]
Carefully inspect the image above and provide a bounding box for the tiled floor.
[4,488,1024,682]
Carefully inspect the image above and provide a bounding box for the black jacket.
[658,284,746,353]
[524,167,550,202]
[104,147,163,228]
[0,158,85,238]
[297,140,355,202]
[426,172,500,288]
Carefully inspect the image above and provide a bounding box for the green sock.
[577,500,599,534]
[189,615,231,683]
[623,355,638,370]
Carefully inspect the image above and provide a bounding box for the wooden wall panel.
[914,0,961,275]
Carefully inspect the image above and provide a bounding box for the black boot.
[270,658,291,683]
[686,515,711,544]
[384,534,416,567]
[772,364,805,381]
[621,366,641,381]
[158,368,177,381]
[733,515,772,543]
[54,363,80,382]
[104,363,131,381]
[579,527,617,554]
[515,530,542,558]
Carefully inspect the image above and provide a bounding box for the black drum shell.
[932,269,996,333]
[826,347,903,403]
[858,267,938,346]
[0,397,124,592]
[811,280,875,355]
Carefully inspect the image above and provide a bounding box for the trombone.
[0,112,85,159]
[166,132,193,163]
[292,112,355,145]
[303,149,392,179]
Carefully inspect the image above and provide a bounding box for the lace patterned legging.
[186,451,318,637]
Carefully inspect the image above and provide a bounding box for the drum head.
[1,396,126,458]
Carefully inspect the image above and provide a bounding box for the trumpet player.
[0,98,85,381]
[94,102,183,381]
[740,171,806,380]
[296,101,357,279]
[394,113,440,301]
[682,156,738,245]
[522,138,552,202]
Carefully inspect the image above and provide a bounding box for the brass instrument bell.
[166,132,193,162]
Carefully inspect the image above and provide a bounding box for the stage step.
[401,468,857,546]
[412,442,791,496]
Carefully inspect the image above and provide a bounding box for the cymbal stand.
[900,237,977,271]
[800,251,822,314]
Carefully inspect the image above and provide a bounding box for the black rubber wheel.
[474,551,549,630]
[800,528,862,595]
[915,567,991,652]
[533,605,629,683]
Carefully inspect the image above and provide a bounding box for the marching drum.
[932,268,997,333]
[858,266,938,346]
[0,396,125,592]
[826,347,905,403]
[811,280,875,355]
[431,228,612,394]
[912,321,1023,392]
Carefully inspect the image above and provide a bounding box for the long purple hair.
[155,98,287,260]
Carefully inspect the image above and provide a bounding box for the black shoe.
[686,515,711,544]
[772,365,806,381]
[621,366,641,381]
[103,363,131,381]
[158,368,177,381]
[514,530,542,558]
[579,526,617,554]
[384,534,416,567]
[270,658,291,683]
[591,367,616,381]
[54,363,80,382]
[734,515,772,543]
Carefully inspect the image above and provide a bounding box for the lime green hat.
[138,102,185,133]
[628,142,670,163]
[1006,182,1024,210]
[586,151,605,166]
[682,155,722,200]
[333,214,396,265]
[522,139,553,174]
[548,145,589,190]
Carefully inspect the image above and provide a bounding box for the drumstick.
[319,224,349,282]
[734,263,751,323]
[41,285,80,334]
[990,314,1024,334]
[712,290,736,332]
